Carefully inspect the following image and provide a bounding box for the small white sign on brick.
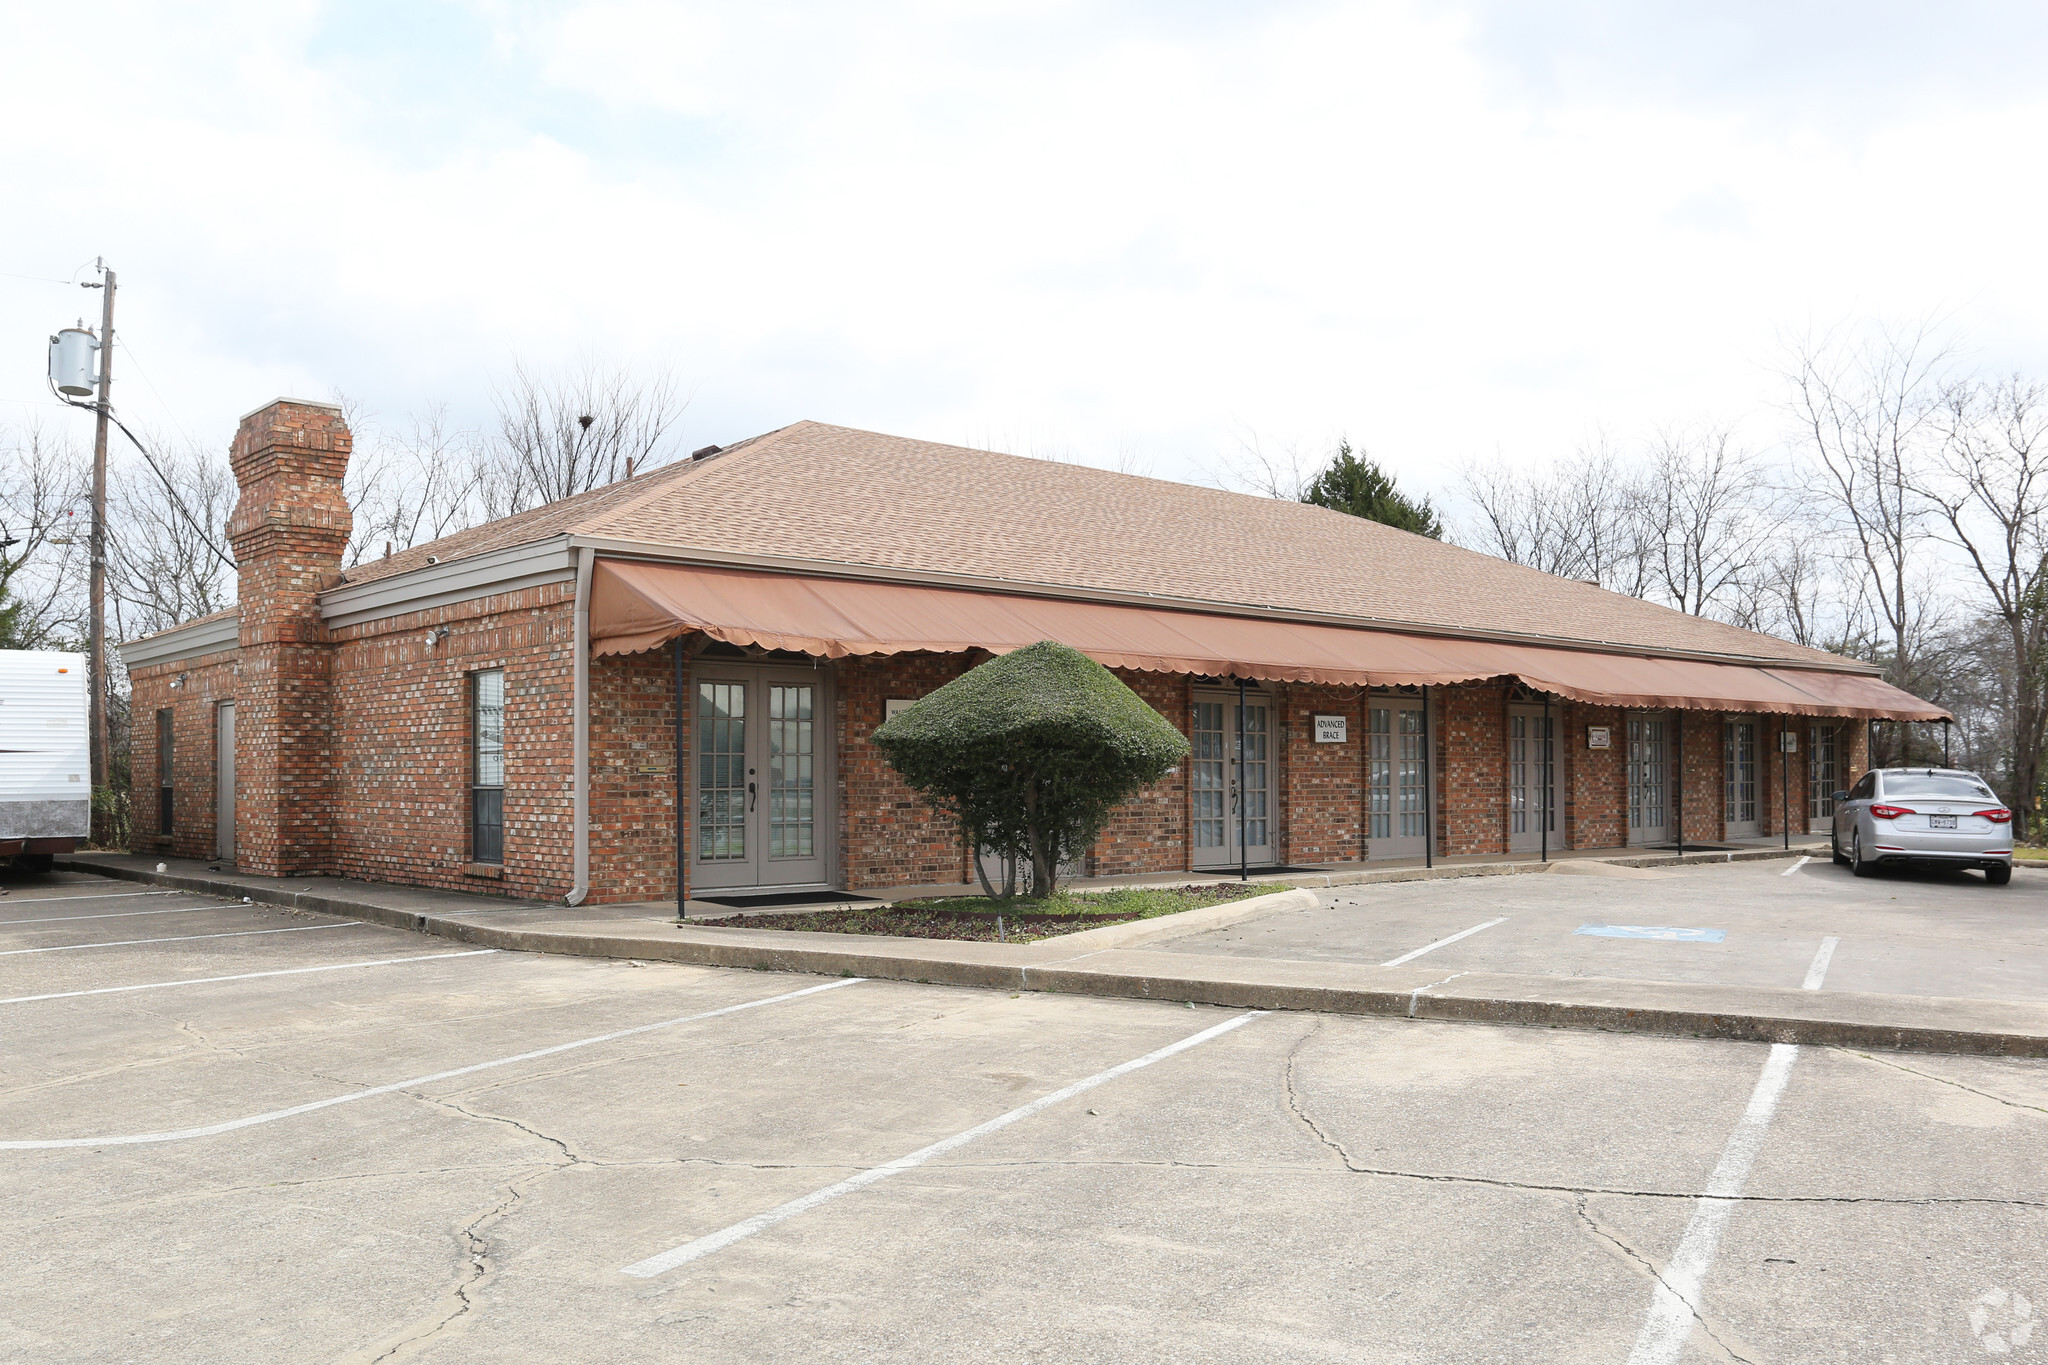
[1313,714,1348,744]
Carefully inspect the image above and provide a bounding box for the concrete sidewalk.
[55,851,2048,1059]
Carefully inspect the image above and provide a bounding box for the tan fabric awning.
[590,560,1948,721]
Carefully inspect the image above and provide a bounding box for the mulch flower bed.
[694,882,1273,942]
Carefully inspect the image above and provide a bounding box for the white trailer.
[0,649,91,873]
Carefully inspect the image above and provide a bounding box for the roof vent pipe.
[691,444,721,460]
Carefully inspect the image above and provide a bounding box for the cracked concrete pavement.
[4,869,2046,1364]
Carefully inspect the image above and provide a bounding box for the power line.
[49,389,234,571]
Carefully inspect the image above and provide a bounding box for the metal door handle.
[748,781,757,812]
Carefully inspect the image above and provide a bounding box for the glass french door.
[1191,690,1275,870]
[1724,720,1759,838]
[1508,708,1557,854]
[1368,700,1427,858]
[1807,724,1838,834]
[691,666,832,890]
[1627,714,1668,845]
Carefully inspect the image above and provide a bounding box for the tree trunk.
[1022,782,1056,898]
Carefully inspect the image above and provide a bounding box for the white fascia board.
[319,537,577,629]
[564,535,1877,676]
[119,612,241,669]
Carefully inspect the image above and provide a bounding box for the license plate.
[1930,815,1957,830]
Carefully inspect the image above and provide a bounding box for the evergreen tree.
[1300,440,1443,539]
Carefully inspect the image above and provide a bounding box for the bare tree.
[1922,373,2048,830]
[1635,425,1777,617]
[475,358,686,519]
[1782,321,1953,687]
[1455,436,1651,593]
[344,403,483,566]
[1210,427,1314,501]
[0,419,89,648]
[105,437,236,640]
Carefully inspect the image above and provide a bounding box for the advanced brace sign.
[1313,714,1348,743]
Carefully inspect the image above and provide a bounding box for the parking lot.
[4,867,2046,1364]
[1170,857,2048,1004]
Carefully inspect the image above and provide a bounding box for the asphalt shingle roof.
[339,421,1859,669]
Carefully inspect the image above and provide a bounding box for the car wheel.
[1986,862,2013,886]
[1851,831,1877,878]
[1832,833,1849,867]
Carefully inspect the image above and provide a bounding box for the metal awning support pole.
[1422,686,1434,870]
[684,642,700,929]
[1237,676,1249,882]
[1944,717,1952,766]
[1782,720,1791,851]
[1540,692,1550,863]
[1673,711,1685,858]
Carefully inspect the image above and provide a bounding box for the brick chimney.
[224,398,352,875]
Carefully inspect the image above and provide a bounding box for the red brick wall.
[1568,704,1627,851]
[327,584,577,900]
[1671,710,1723,845]
[1438,684,1508,856]
[1093,670,1192,876]
[128,647,240,861]
[224,401,354,876]
[588,648,683,904]
[838,654,972,890]
[1285,684,1366,864]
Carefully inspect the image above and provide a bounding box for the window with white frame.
[472,670,505,864]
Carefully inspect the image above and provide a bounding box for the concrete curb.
[57,853,2048,1059]
[1033,888,1318,951]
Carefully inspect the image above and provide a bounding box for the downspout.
[1421,686,1434,869]
[566,546,593,906]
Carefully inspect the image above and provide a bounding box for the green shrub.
[873,641,1190,898]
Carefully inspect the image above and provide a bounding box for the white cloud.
[3,0,2046,500]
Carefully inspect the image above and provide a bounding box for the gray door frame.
[689,663,835,892]
[1366,696,1429,860]
[1626,712,1669,846]
[1507,705,1558,854]
[1190,686,1276,870]
[1725,719,1760,839]
[215,701,236,863]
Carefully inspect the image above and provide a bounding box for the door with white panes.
[1724,720,1759,839]
[691,665,833,891]
[1507,706,1558,854]
[1367,698,1428,859]
[1806,724,1838,835]
[1190,688,1276,870]
[1626,713,1668,846]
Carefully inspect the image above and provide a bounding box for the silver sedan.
[1832,768,2014,884]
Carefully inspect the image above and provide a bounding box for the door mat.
[690,890,884,909]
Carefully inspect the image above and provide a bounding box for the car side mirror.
[1832,791,1850,803]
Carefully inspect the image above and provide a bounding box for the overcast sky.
[6,1,2048,499]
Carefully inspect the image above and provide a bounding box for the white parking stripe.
[0,949,498,1005]
[3,904,228,927]
[0,977,863,1150]
[0,923,351,957]
[1801,936,1840,991]
[1380,917,1508,967]
[0,890,182,906]
[622,1009,1267,1278]
[1780,856,1810,877]
[1622,937,1836,1364]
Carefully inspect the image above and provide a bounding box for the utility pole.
[87,260,115,826]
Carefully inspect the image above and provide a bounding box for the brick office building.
[123,399,1944,905]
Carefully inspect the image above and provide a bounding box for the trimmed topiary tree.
[872,640,1191,899]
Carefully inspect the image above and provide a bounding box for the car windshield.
[1882,774,1997,801]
